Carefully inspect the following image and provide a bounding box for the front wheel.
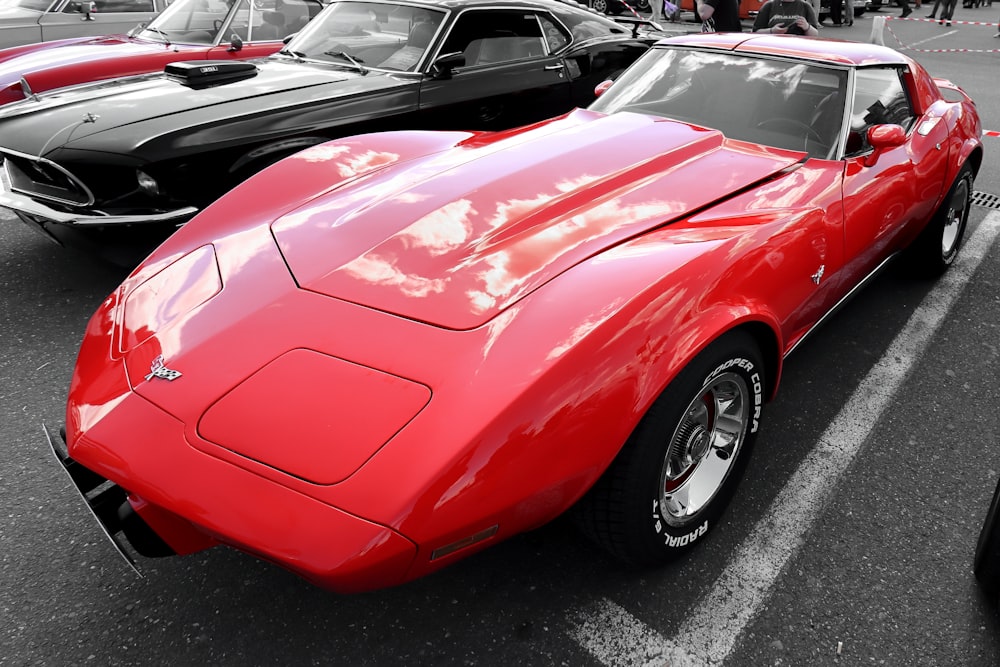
[591,0,610,12]
[575,331,764,565]
[906,163,973,277]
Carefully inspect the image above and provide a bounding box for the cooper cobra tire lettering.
[575,330,766,566]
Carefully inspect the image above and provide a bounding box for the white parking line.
[568,210,1000,666]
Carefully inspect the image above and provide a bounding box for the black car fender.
[228,135,331,177]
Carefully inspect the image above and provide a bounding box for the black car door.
[416,8,574,131]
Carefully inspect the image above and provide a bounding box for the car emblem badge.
[811,265,825,286]
[146,355,182,382]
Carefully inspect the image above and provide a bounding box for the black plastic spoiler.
[45,424,175,576]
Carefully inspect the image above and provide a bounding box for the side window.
[554,11,625,41]
[846,67,915,157]
[539,15,570,52]
[227,0,251,42]
[92,0,155,11]
[441,10,548,67]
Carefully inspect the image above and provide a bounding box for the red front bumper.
[63,355,418,594]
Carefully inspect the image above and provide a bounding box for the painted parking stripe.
[568,210,1000,666]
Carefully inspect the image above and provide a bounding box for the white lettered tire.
[576,331,764,565]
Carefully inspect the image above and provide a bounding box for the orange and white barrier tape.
[871,13,1000,51]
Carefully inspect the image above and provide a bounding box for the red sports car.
[0,0,323,106]
[52,34,982,593]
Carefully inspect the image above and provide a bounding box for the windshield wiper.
[277,48,307,60]
[143,26,171,46]
[323,50,368,74]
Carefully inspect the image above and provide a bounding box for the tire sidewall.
[628,333,764,561]
[940,167,972,267]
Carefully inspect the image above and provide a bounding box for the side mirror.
[430,52,465,79]
[862,124,906,167]
[594,79,614,98]
[80,0,95,19]
[228,33,244,52]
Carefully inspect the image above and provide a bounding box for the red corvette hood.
[273,110,804,330]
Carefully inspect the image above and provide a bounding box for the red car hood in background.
[273,109,805,331]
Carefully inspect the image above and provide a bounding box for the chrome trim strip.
[785,252,899,357]
[0,146,96,206]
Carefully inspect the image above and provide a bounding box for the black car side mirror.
[228,34,244,52]
[430,52,466,79]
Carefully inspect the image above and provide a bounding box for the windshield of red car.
[590,48,851,159]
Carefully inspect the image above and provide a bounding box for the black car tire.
[906,163,972,277]
[591,0,611,12]
[975,476,1000,598]
[575,330,764,565]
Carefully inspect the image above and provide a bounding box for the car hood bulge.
[273,110,804,330]
[0,60,375,156]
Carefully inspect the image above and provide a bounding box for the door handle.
[543,64,565,71]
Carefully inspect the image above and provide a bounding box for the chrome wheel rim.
[659,371,749,527]
[942,176,970,258]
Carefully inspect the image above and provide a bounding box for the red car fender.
[330,220,787,577]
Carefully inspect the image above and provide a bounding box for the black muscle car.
[0,0,661,261]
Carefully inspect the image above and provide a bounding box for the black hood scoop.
[164,60,259,89]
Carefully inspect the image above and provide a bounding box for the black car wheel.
[906,163,972,277]
[591,0,611,12]
[975,476,1000,598]
[576,331,764,565]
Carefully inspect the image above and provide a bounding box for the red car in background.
[0,0,324,106]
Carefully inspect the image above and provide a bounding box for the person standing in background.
[696,0,743,31]
[828,0,844,25]
[752,0,820,34]
[650,0,664,23]
[937,0,958,24]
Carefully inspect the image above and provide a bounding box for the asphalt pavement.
[2,10,1000,666]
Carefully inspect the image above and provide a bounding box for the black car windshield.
[590,48,850,159]
[285,1,446,71]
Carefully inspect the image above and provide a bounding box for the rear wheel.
[575,331,764,565]
[591,0,611,12]
[906,164,972,276]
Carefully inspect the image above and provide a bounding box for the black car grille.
[1,150,93,206]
